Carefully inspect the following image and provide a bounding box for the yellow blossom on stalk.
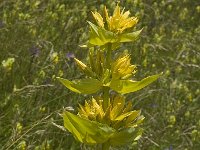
[111,54,136,79]
[89,4,142,46]
[92,4,138,34]
[74,58,95,77]
[77,95,144,130]
[58,70,64,77]
[57,3,161,148]
[50,52,59,64]
[168,115,176,125]
[16,122,23,134]
[39,106,46,112]
[2,57,15,71]
[18,141,26,150]
[91,11,104,28]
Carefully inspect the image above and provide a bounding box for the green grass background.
[0,0,200,149]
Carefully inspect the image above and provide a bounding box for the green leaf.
[88,22,142,46]
[125,110,141,125]
[63,111,115,144]
[109,73,161,94]
[57,77,80,93]
[88,21,116,46]
[119,29,143,43]
[114,111,134,121]
[110,127,143,146]
[57,77,102,94]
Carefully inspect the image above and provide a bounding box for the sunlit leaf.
[119,29,142,43]
[88,21,116,46]
[125,110,141,125]
[110,127,143,146]
[114,111,134,121]
[63,111,115,144]
[109,73,161,94]
[57,77,102,94]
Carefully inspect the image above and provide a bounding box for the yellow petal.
[84,101,91,114]
[122,10,130,19]
[104,6,110,22]
[113,4,121,18]
[92,11,104,28]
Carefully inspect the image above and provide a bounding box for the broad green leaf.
[119,29,143,43]
[88,21,99,36]
[114,111,134,121]
[63,111,115,144]
[57,77,102,94]
[57,77,80,93]
[127,115,145,128]
[110,127,143,146]
[88,21,117,46]
[125,110,141,125]
[88,21,142,46]
[109,73,161,94]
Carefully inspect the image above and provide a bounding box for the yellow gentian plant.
[57,4,161,150]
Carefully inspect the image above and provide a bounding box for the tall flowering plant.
[57,4,161,150]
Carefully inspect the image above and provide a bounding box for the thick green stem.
[103,43,112,111]
[103,86,110,111]
[106,43,112,69]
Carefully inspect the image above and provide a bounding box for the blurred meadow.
[0,0,200,149]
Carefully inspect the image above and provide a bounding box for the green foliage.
[57,4,160,149]
[57,77,102,94]
[63,111,115,145]
[88,21,116,46]
[109,74,161,94]
[0,0,200,149]
[88,21,142,46]
[109,127,142,146]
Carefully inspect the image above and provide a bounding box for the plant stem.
[106,43,112,69]
[103,43,112,111]
[103,86,110,111]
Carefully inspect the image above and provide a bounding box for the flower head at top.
[92,4,138,34]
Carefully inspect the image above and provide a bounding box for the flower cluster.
[58,4,161,149]
[92,4,138,34]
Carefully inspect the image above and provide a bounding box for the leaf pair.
[110,73,162,94]
[57,77,102,94]
[88,21,142,46]
[92,5,138,34]
[63,111,115,144]
[77,95,144,130]
[57,73,161,95]
[63,111,143,146]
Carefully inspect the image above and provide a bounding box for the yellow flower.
[16,122,23,134]
[77,95,144,130]
[18,141,26,150]
[2,57,15,71]
[91,11,104,28]
[168,115,176,125]
[50,52,59,64]
[92,4,138,34]
[111,54,136,79]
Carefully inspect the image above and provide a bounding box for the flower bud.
[111,54,136,79]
